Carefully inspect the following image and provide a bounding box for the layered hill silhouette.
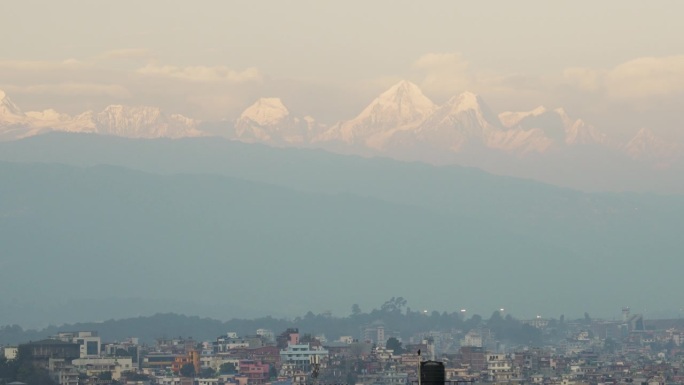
[1,134,683,326]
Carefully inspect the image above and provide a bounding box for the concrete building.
[461,330,483,348]
[256,329,275,342]
[48,358,80,385]
[279,343,328,372]
[3,346,18,360]
[71,356,134,380]
[18,339,80,366]
[54,331,101,357]
[239,359,270,384]
[486,353,513,382]
[362,323,386,345]
[171,350,200,375]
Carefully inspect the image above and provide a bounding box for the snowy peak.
[93,105,199,138]
[235,98,322,145]
[0,90,24,117]
[441,92,502,126]
[564,119,606,145]
[420,91,500,136]
[320,80,436,145]
[423,95,554,154]
[97,105,162,128]
[625,128,680,164]
[499,106,605,146]
[498,106,547,128]
[444,91,487,114]
[631,127,658,143]
[354,80,435,127]
[239,97,290,126]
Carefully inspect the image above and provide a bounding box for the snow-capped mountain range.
[233,81,680,166]
[0,82,680,167]
[0,90,201,141]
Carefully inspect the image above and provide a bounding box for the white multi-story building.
[48,358,80,385]
[55,331,101,357]
[522,317,550,329]
[72,356,133,380]
[461,330,483,348]
[256,329,274,342]
[3,346,18,360]
[486,353,513,382]
[280,343,328,371]
[338,336,354,344]
[197,379,220,385]
[154,376,182,385]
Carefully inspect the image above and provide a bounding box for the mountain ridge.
[0,83,680,183]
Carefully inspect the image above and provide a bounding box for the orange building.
[172,349,201,376]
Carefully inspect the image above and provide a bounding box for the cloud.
[412,52,548,107]
[564,55,684,100]
[0,59,89,71]
[137,64,263,83]
[414,53,470,73]
[4,83,131,99]
[413,53,473,97]
[98,48,151,60]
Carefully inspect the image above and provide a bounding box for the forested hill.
[0,304,547,346]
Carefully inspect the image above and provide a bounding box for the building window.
[87,341,98,355]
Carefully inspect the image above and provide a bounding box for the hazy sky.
[2,1,684,140]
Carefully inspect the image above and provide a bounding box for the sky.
[2,1,684,141]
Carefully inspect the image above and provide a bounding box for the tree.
[346,371,358,385]
[219,362,237,374]
[98,371,113,380]
[0,350,56,385]
[200,367,216,378]
[180,363,196,378]
[351,304,362,316]
[464,314,483,331]
[269,365,278,379]
[487,310,505,334]
[381,297,407,314]
[385,337,404,354]
[300,333,318,344]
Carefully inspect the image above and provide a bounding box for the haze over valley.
[1,1,683,332]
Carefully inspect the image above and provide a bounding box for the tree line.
[0,297,568,346]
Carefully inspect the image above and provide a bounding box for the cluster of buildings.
[5,310,684,385]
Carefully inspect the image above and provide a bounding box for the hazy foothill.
[0,81,683,326]
[0,132,682,327]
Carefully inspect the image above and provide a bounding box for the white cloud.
[564,55,684,100]
[0,59,89,71]
[412,52,548,109]
[413,53,473,97]
[137,64,263,83]
[4,83,131,99]
[98,48,151,60]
